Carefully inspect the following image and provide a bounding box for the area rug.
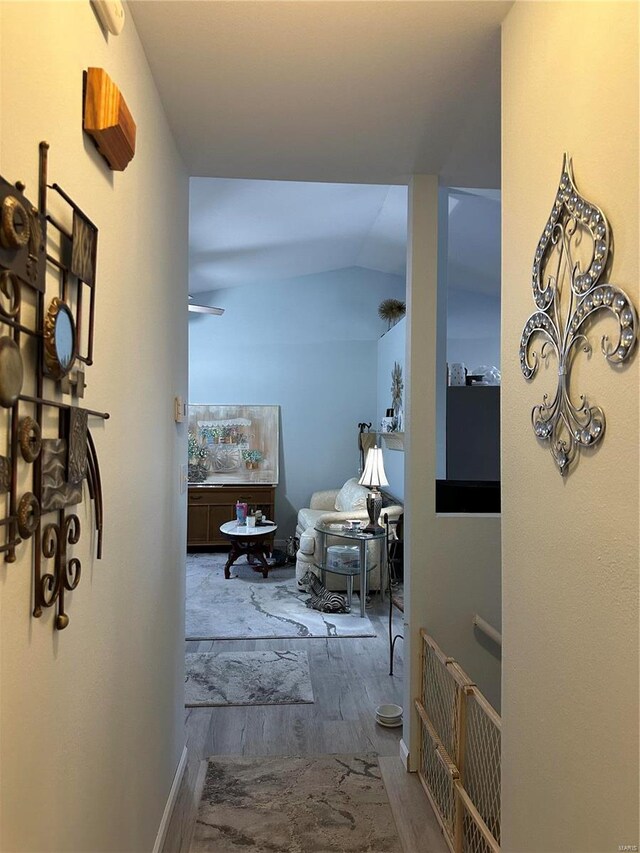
[190,754,402,852]
[185,650,314,707]
[186,553,376,640]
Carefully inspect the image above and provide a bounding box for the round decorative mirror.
[44,298,76,379]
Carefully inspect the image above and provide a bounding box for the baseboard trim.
[399,738,411,771]
[153,744,188,853]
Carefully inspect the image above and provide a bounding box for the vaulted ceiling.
[130,0,511,187]
[189,179,407,293]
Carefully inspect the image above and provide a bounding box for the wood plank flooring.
[162,587,447,853]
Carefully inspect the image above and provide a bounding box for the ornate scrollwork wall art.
[0,143,108,629]
[519,155,638,475]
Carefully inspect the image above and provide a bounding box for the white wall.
[0,4,188,851]
[404,178,502,773]
[189,267,405,537]
[502,3,639,850]
[447,290,501,371]
[446,189,501,372]
[376,317,405,501]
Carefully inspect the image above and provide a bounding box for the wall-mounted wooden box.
[83,67,136,171]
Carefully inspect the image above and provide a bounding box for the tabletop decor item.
[0,143,108,629]
[448,362,467,386]
[390,361,403,429]
[519,155,638,475]
[357,421,373,473]
[378,298,406,330]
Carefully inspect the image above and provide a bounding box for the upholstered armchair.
[295,478,403,592]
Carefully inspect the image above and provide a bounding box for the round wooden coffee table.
[219,520,278,579]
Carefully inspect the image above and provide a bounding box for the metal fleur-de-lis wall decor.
[519,155,637,475]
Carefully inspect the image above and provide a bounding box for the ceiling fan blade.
[188,303,225,315]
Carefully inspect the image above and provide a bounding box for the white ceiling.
[129,0,511,187]
[189,179,407,293]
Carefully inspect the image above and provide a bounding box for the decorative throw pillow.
[335,478,369,512]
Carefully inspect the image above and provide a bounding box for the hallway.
[0,4,638,851]
[163,582,446,852]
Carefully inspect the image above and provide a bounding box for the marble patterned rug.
[190,754,402,852]
[185,650,314,707]
[186,554,375,640]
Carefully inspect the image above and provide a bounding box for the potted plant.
[242,449,263,470]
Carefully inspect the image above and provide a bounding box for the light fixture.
[188,296,225,316]
[358,446,388,533]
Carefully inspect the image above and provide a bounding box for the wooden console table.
[187,484,275,548]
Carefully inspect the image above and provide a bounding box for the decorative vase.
[245,461,258,470]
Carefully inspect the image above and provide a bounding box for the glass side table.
[314,521,387,618]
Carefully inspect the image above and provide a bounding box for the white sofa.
[295,478,403,592]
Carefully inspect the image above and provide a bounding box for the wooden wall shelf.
[83,68,136,171]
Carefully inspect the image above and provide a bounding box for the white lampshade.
[358,446,389,489]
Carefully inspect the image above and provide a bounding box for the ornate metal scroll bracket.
[36,513,81,630]
[519,154,638,475]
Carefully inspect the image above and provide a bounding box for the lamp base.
[362,489,383,533]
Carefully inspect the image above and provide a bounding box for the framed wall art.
[188,404,279,485]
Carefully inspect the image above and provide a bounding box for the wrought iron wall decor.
[0,142,107,629]
[519,155,638,475]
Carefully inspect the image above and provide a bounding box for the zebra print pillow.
[301,570,350,614]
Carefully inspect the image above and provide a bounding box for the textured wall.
[501,3,639,850]
[0,3,188,850]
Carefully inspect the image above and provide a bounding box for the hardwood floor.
[162,585,447,853]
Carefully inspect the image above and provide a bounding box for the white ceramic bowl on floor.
[376,703,402,720]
